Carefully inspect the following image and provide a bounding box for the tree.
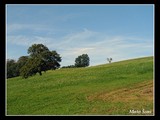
[20,44,62,79]
[107,58,112,63]
[17,56,29,64]
[20,57,42,78]
[7,59,19,78]
[42,50,61,70]
[16,56,29,73]
[75,54,90,67]
[28,44,49,58]
[7,56,30,78]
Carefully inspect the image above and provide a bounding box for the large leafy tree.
[75,54,90,67]
[17,56,29,64]
[44,50,61,70]
[17,56,29,72]
[20,44,62,79]
[20,57,43,78]
[28,44,49,58]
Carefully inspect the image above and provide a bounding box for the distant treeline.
[61,65,76,68]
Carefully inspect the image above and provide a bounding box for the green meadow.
[7,56,154,115]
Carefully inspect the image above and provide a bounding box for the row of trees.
[7,44,62,79]
[7,44,90,79]
[7,43,112,79]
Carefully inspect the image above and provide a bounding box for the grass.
[7,56,154,115]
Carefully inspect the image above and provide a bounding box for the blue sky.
[6,4,154,66]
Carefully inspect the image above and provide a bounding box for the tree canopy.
[75,54,90,67]
[20,44,62,79]
[7,59,19,78]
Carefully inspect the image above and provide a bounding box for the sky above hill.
[6,4,154,66]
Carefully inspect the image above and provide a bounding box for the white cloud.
[7,35,53,47]
[59,28,98,45]
[7,23,50,33]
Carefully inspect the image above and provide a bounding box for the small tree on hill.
[107,58,112,63]
[75,54,90,67]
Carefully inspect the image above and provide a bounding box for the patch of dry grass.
[87,80,153,102]
[86,80,153,115]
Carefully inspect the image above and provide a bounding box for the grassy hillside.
[7,56,154,115]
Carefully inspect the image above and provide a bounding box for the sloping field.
[7,56,154,115]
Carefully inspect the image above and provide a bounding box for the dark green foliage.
[28,44,49,58]
[17,56,29,65]
[17,56,29,72]
[62,65,75,68]
[7,56,29,78]
[75,54,90,67]
[20,44,62,79]
[42,50,61,70]
[20,58,42,79]
[7,59,19,78]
